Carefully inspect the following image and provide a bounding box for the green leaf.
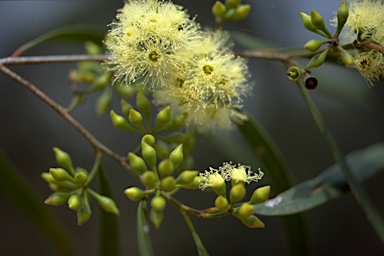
[137,200,154,256]
[254,143,384,215]
[192,232,210,256]
[12,24,105,57]
[98,165,120,256]
[0,148,76,255]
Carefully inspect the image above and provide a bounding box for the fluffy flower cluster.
[342,0,384,85]
[105,0,251,133]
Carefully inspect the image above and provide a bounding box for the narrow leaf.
[192,232,210,256]
[137,200,154,256]
[0,148,76,255]
[254,143,384,215]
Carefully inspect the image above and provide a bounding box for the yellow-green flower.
[199,167,226,190]
[221,162,264,184]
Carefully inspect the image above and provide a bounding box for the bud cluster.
[41,148,119,225]
[212,0,251,26]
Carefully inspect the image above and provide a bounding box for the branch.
[0,54,109,66]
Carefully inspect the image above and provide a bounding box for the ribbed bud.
[230,184,246,204]
[249,186,270,205]
[215,195,229,212]
[49,168,74,183]
[141,141,157,168]
[142,134,155,146]
[128,109,144,128]
[77,194,91,225]
[94,194,120,215]
[74,172,88,185]
[150,208,164,229]
[110,110,132,130]
[158,159,174,177]
[304,39,324,52]
[53,147,74,173]
[212,1,226,18]
[136,92,150,117]
[128,152,147,174]
[45,192,72,206]
[241,215,265,228]
[121,99,133,118]
[96,87,113,115]
[154,106,171,129]
[151,195,166,212]
[124,187,145,201]
[169,144,183,169]
[231,4,250,20]
[310,10,332,38]
[68,194,82,210]
[141,171,158,188]
[238,203,254,218]
[300,12,328,38]
[306,47,330,69]
[160,176,176,192]
[336,0,349,36]
[176,170,199,185]
[338,46,354,67]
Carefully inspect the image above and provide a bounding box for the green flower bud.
[49,168,74,183]
[338,46,354,67]
[151,195,166,212]
[310,10,332,38]
[129,109,144,129]
[241,215,265,228]
[141,141,157,168]
[169,144,183,169]
[249,185,271,205]
[96,87,113,115]
[335,0,349,36]
[238,203,254,218]
[77,194,91,225]
[154,141,170,159]
[45,192,72,206]
[299,12,328,38]
[68,194,82,210]
[124,187,145,201]
[74,171,88,185]
[121,99,133,118]
[142,134,155,146]
[231,4,251,20]
[89,72,110,92]
[176,170,199,185]
[179,176,201,189]
[160,176,176,192]
[150,208,164,229]
[53,147,74,174]
[141,171,158,188]
[225,0,239,9]
[154,106,171,129]
[158,159,174,177]
[230,184,246,204]
[306,46,331,69]
[41,172,56,183]
[93,193,120,215]
[85,41,102,55]
[128,152,147,174]
[212,1,227,18]
[164,113,187,131]
[304,39,325,52]
[136,92,150,118]
[115,84,136,98]
[110,110,132,130]
[215,195,229,212]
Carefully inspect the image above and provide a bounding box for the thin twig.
[0,54,109,66]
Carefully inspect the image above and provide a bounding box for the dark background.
[1,0,384,255]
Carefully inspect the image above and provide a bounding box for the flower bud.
[89,72,110,92]
[230,184,246,204]
[160,176,176,192]
[94,194,120,215]
[249,186,270,205]
[154,141,170,159]
[338,46,354,67]
[124,187,145,201]
[128,152,147,174]
[151,195,166,212]
[68,194,82,210]
[141,141,157,168]
[110,110,132,130]
[212,1,226,18]
[179,176,201,189]
[142,134,155,146]
[225,0,239,9]
[335,0,349,36]
[136,92,150,117]
[158,159,174,177]
[121,99,133,118]
[215,195,229,212]
[304,39,324,52]
[53,147,74,174]
[96,87,113,115]
[306,46,330,69]
[164,113,187,131]
[41,172,56,183]
[141,171,158,188]
[74,171,88,185]
[241,215,265,228]
[150,208,164,229]
[238,203,254,218]
[231,4,250,20]
[49,168,74,183]
[300,12,328,38]
[77,194,91,225]
[169,144,183,169]
[310,10,332,38]
[154,106,171,129]
[45,192,72,206]
[85,41,102,55]
[128,109,144,129]
[176,170,199,185]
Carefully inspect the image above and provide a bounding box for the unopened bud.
[212,1,226,18]
[74,172,88,185]
[141,141,157,168]
[94,193,120,215]
[179,176,201,189]
[150,208,164,229]
[110,110,132,130]
[158,159,174,177]
[300,12,328,38]
[336,0,349,36]
[49,168,74,183]
[77,194,91,225]
[231,4,251,20]
[121,99,133,118]
[124,187,145,201]
[141,171,158,187]
[238,203,254,218]
[128,153,147,174]
[128,109,144,129]
[142,134,155,146]
[154,106,171,129]
[53,147,74,174]
[338,46,354,67]
[230,184,246,204]
[45,192,72,206]
[68,194,82,210]
[169,144,183,169]
[136,92,150,117]
[151,196,166,212]
[225,0,239,9]
[310,10,332,38]
[160,176,176,192]
[304,39,324,52]
[41,172,56,183]
[176,170,199,185]
[215,195,229,211]
[164,113,187,131]
[306,47,330,69]
[96,87,113,115]
[249,186,271,205]
[241,215,265,228]
[90,72,110,92]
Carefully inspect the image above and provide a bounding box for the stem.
[297,80,384,242]
[0,54,109,66]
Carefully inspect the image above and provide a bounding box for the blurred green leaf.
[12,24,105,57]
[254,143,384,215]
[229,30,277,49]
[98,165,120,256]
[192,232,209,256]
[137,200,154,256]
[0,148,76,255]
